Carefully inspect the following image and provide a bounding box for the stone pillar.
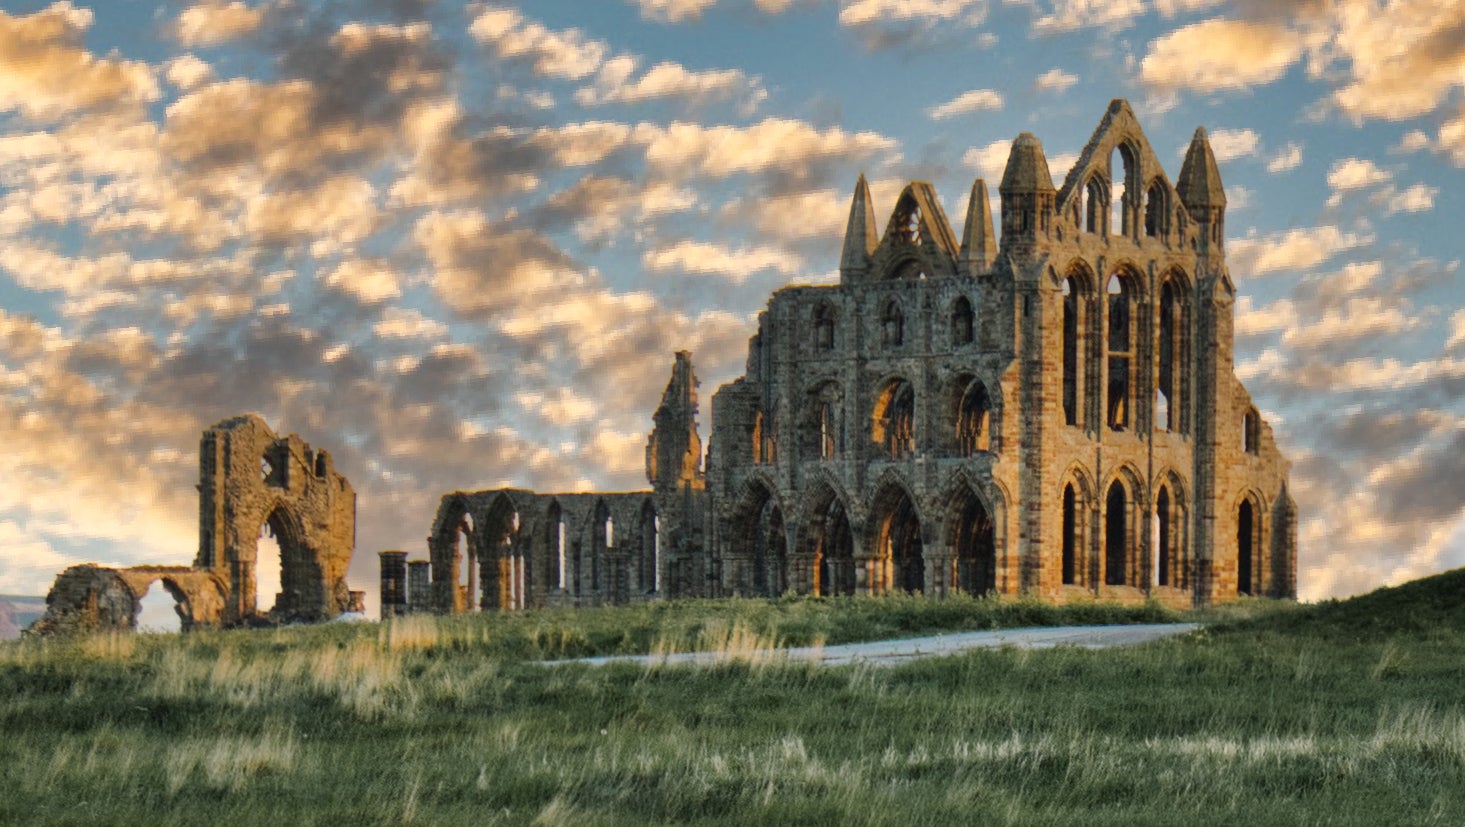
[379,551,408,618]
[407,561,430,612]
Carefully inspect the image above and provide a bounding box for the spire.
[839,174,879,280]
[998,133,1056,196]
[959,178,996,274]
[1177,127,1226,209]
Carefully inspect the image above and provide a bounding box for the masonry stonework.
[405,100,1296,613]
[35,415,360,634]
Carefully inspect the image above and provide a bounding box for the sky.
[1,0,1463,615]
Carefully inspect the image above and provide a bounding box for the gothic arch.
[1156,267,1192,434]
[1060,259,1100,429]
[1152,470,1190,590]
[1103,265,1147,432]
[728,476,788,597]
[1236,488,1267,597]
[796,476,857,597]
[942,475,1004,597]
[872,375,917,459]
[866,472,925,594]
[1101,465,1145,587]
[1058,464,1097,587]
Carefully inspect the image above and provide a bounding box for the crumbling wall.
[34,414,359,635]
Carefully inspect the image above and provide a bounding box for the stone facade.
[405,99,1296,613]
[34,415,361,633]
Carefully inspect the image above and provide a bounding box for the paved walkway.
[552,623,1202,668]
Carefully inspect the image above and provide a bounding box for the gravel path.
[550,623,1202,668]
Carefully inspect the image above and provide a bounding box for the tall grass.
[1,587,1462,824]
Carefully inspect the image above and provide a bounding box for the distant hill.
[1227,568,1465,639]
[0,596,46,641]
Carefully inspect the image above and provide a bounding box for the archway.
[871,483,923,594]
[800,482,855,597]
[259,505,320,620]
[949,485,996,596]
[136,579,184,633]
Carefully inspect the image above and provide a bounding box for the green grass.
[2,586,1463,825]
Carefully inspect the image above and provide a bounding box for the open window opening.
[1105,481,1129,586]
[951,296,974,345]
[881,299,905,347]
[1106,274,1132,431]
[873,378,916,460]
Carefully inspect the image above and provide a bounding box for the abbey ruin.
[387,100,1297,615]
[35,415,362,633]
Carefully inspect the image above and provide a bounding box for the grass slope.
[2,586,1463,826]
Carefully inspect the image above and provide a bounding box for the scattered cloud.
[1229,225,1372,277]
[1035,67,1078,94]
[1140,18,1303,94]
[1266,141,1302,173]
[926,88,1003,120]
[1206,127,1259,162]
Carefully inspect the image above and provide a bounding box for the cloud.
[1265,141,1302,173]
[1280,297,1422,350]
[643,239,805,281]
[926,88,1003,120]
[1035,67,1078,93]
[470,6,608,81]
[1031,0,1147,34]
[575,61,764,108]
[1379,183,1437,215]
[839,0,984,26]
[417,210,587,319]
[1229,225,1372,277]
[1326,157,1390,191]
[323,259,402,305]
[0,2,160,121]
[631,0,720,23]
[637,118,899,184]
[174,1,264,47]
[1140,17,1303,93]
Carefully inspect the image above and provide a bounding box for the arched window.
[1243,408,1260,455]
[547,501,564,591]
[951,296,974,345]
[1061,483,1080,586]
[1155,271,1191,434]
[1105,481,1128,586]
[1106,274,1133,431]
[1238,498,1257,595]
[873,379,916,460]
[752,410,765,463]
[1144,180,1166,238]
[1155,486,1172,587]
[1085,176,1105,234]
[1110,144,1137,237]
[881,299,904,347]
[813,303,836,350]
[1062,275,1081,426]
[955,379,991,456]
[806,382,843,460]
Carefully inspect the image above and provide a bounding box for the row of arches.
[726,475,1002,598]
[1057,466,1269,596]
[1061,262,1191,435]
[756,374,997,464]
[432,494,663,612]
[811,293,977,353]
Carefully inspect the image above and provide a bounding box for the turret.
[839,174,879,282]
[959,178,997,275]
[998,133,1056,252]
[1177,127,1226,253]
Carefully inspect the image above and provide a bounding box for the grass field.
[2,584,1463,825]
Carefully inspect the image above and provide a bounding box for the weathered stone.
[34,416,357,634]
[401,100,1296,613]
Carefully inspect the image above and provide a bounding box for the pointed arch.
[1104,266,1146,432]
[1102,466,1144,587]
[1143,178,1168,238]
[796,477,856,597]
[1061,259,1099,428]
[867,473,924,594]
[1236,489,1266,596]
[1058,464,1096,587]
[802,380,845,461]
[944,477,999,596]
[951,295,975,345]
[812,300,837,350]
[639,498,659,595]
[872,376,916,459]
[880,297,905,346]
[1152,471,1189,590]
[1156,268,1192,434]
[728,477,787,598]
[950,374,994,456]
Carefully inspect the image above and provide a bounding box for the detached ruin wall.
[33,415,360,634]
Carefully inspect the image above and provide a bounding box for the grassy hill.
[1,585,1462,825]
